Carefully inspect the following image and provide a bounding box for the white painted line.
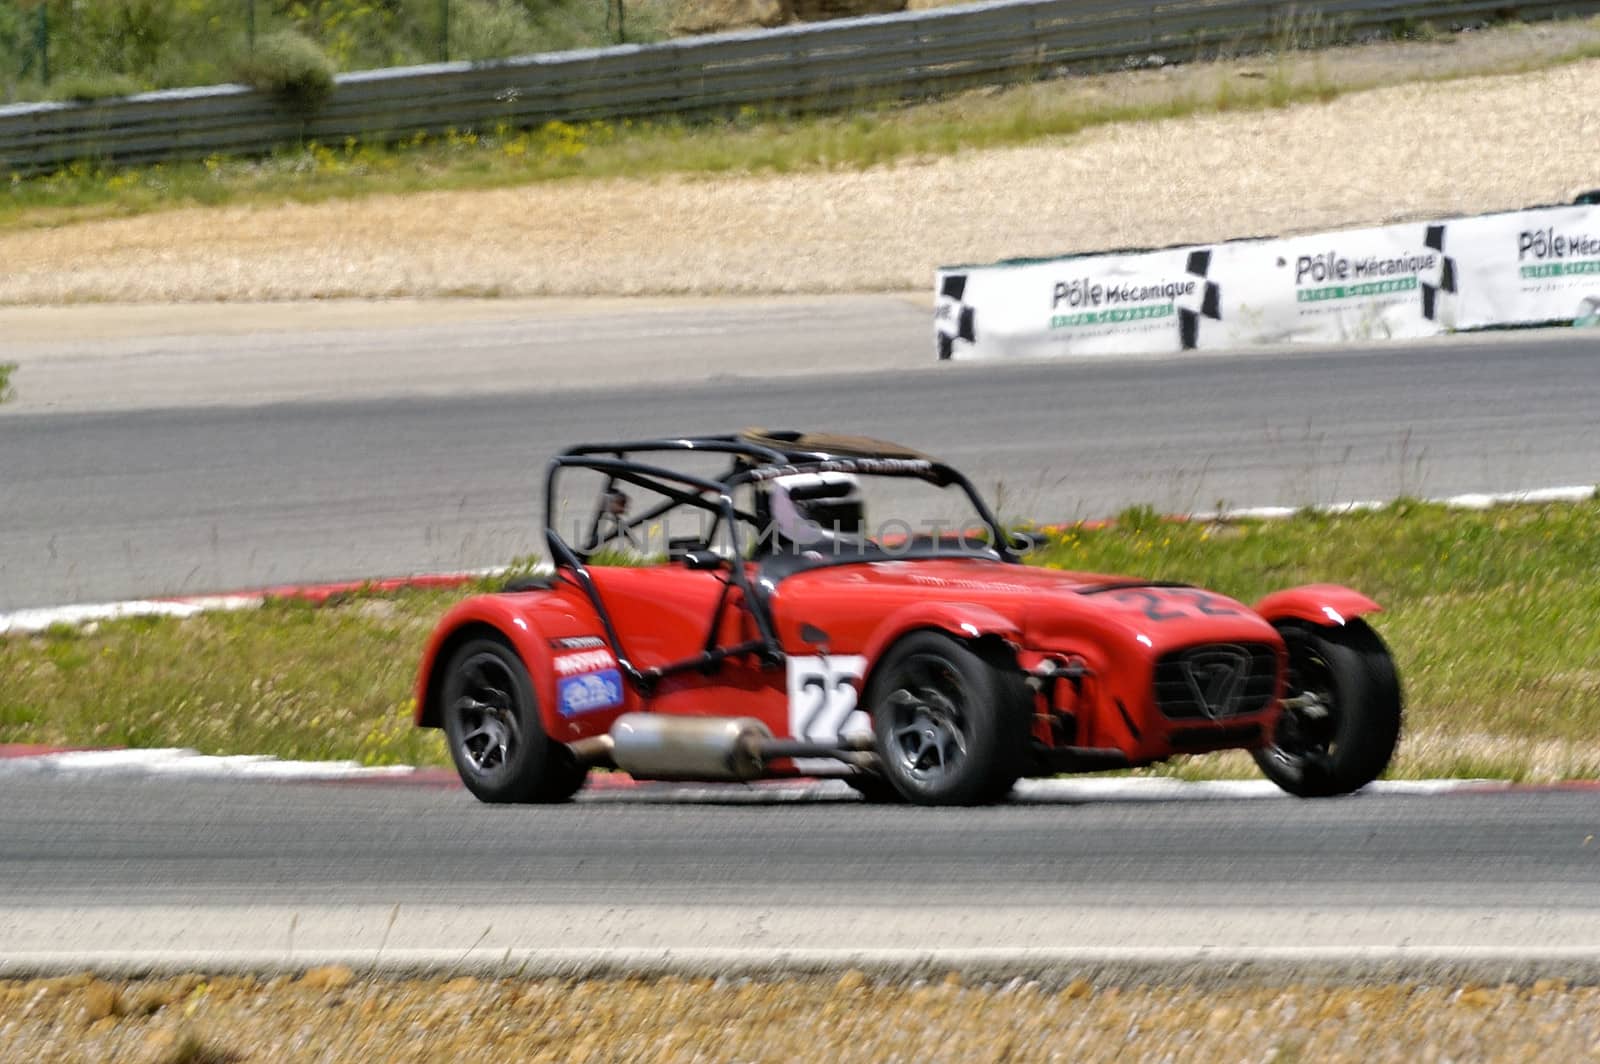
[0,751,1501,796]
[1208,505,1298,520]
[1014,777,1489,801]
[0,747,416,782]
[0,566,522,635]
[6,944,1600,980]
[1189,483,1596,523]
[0,595,263,635]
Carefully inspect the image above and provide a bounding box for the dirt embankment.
[3,970,1597,1063]
[1,51,1597,305]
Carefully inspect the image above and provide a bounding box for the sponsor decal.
[549,635,607,650]
[935,273,977,360]
[1420,224,1457,322]
[554,649,617,676]
[1518,227,1600,277]
[557,669,624,716]
[1044,250,1220,349]
[747,458,932,482]
[1049,277,1193,327]
[1279,229,1454,325]
[1290,250,1437,303]
[907,574,1031,594]
[1177,249,1223,349]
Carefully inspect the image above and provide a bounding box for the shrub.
[49,73,145,102]
[235,29,336,111]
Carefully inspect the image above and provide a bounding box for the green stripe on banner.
[1050,304,1174,328]
[1521,261,1600,278]
[1296,277,1418,303]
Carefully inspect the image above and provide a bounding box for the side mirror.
[682,548,726,572]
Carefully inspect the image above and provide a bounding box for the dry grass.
[2,57,1598,303]
[3,971,1598,1063]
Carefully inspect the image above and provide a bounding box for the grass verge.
[2,971,1596,1063]
[0,361,15,403]
[5,19,1599,233]
[4,498,1599,780]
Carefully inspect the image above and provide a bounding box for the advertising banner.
[1444,204,1600,328]
[1205,222,1454,346]
[936,245,1224,360]
[935,198,1599,361]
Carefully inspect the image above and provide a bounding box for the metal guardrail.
[2,0,1598,174]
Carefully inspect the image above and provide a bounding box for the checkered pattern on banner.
[1175,249,1222,349]
[1421,224,1458,321]
[935,273,976,360]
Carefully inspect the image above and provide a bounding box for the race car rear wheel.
[441,636,588,804]
[1253,619,1402,798]
[842,771,905,804]
[867,632,1030,806]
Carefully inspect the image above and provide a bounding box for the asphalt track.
[2,297,1599,609]
[3,300,1600,978]
[1,775,1598,978]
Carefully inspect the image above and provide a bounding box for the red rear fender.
[414,592,608,731]
[1253,584,1382,628]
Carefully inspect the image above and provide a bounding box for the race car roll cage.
[542,432,1018,694]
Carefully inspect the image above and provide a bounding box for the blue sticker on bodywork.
[557,669,624,716]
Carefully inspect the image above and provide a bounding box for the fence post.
[36,1,49,86]
[439,0,449,61]
[245,0,255,53]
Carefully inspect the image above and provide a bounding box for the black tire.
[1253,619,1402,798]
[842,772,906,804]
[441,636,589,804]
[866,632,1031,806]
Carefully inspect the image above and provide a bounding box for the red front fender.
[860,601,1022,668]
[1253,584,1382,628]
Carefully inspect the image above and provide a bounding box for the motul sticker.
[554,649,617,676]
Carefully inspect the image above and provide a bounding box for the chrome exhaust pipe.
[568,734,616,769]
[607,713,771,781]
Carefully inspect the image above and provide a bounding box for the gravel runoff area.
[2,56,1598,304]
[3,970,1598,1062]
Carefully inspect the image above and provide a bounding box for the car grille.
[1153,642,1278,721]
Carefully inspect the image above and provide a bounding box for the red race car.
[416,431,1401,806]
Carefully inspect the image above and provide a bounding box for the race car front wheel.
[1253,619,1402,798]
[441,636,588,804]
[867,632,1030,806]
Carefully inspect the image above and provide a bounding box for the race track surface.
[2,297,1598,608]
[2,776,1597,971]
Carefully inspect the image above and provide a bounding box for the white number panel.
[786,655,871,772]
